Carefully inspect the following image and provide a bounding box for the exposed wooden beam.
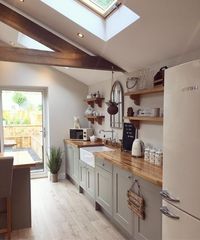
[0,3,85,56]
[0,3,125,72]
[0,47,123,71]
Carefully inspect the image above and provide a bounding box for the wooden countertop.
[0,151,36,169]
[64,139,104,148]
[94,149,162,187]
[64,139,162,186]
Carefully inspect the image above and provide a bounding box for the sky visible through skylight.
[80,0,118,17]
[41,0,140,41]
[90,0,116,10]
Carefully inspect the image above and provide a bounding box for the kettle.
[132,139,144,157]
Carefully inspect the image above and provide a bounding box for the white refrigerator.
[161,59,200,240]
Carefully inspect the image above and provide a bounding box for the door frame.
[0,86,49,178]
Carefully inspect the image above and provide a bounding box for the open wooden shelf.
[124,86,164,105]
[85,115,105,125]
[124,116,163,129]
[84,97,104,108]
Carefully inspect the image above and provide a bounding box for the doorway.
[0,89,47,175]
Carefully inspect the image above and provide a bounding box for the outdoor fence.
[4,125,43,160]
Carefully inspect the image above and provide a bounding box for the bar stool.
[0,157,13,240]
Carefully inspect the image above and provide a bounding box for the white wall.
[89,48,200,150]
[0,61,88,178]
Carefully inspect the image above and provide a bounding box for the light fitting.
[9,41,15,46]
[77,33,84,38]
[19,0,24,2]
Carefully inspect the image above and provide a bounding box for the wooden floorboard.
[11,178,126,240]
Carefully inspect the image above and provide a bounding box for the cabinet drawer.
[95,157,112,173]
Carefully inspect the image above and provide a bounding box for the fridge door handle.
[160,206,180,220]
[160,190,180,203]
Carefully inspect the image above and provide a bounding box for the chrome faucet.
[99,129,114,140]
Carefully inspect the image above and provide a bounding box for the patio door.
[0,89,47,176]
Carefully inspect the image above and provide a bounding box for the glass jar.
[144,147,150,162]
[155,149,163,166]
[149,149,156,164]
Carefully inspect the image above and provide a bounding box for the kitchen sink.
[80,146,114,168]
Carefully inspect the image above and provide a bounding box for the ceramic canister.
[144,147,150,162]
[149,149,156,164]
[155,149,163,166]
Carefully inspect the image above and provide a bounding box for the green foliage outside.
[3,111,31,125]
[47,147,62,174]
[3,92,42,125]
[12,92,27,108]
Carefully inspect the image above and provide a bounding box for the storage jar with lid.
[155,149,163,166]
[144,147,150,162]
[149,149,156,164]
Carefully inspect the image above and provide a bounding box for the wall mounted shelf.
[124,86,164,105]
[124,116,163,129]
[85,115,105,125]
[84,97,104,108]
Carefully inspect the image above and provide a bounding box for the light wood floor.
[11,178,126,240]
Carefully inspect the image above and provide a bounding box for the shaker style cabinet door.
[73,147,79,182]
[65,144,74,178]
[79,160,87,189]
[86,165,95,198]
[113,166,134,235]
[95,165,112,215]
[133,177,162,240]
[79,161,95,198]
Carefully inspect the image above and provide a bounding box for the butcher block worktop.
[65,139,162,186]
[94,149,162,187]
[64,139,104,148]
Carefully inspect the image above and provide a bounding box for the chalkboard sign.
[122,123,136,151]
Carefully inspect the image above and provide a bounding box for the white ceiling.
[1,0,200,85]
[54,66,122,86]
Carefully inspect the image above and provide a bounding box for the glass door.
[0,89,47,175]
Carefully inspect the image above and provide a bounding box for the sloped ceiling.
[0,21,120,85]
[0,0,200,83]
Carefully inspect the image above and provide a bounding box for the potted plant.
[47,146,62,182]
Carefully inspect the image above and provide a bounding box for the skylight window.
[17,33,53,51]
[41,0,140,41]
[79,0,121,18]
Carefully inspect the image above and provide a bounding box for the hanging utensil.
[105,100,119,115]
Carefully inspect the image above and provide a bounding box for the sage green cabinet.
[79,160,95,198]
[95,164,112,215]
[79,160,87,189]
[65,145,162,240]
[86,165,95,198]
[65,144,79,183]
[113,166,134,235]
[65,144,74,177]
[73,147,79,182]
[133,177,162,240]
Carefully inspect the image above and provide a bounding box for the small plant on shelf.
[47,146,62,183]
